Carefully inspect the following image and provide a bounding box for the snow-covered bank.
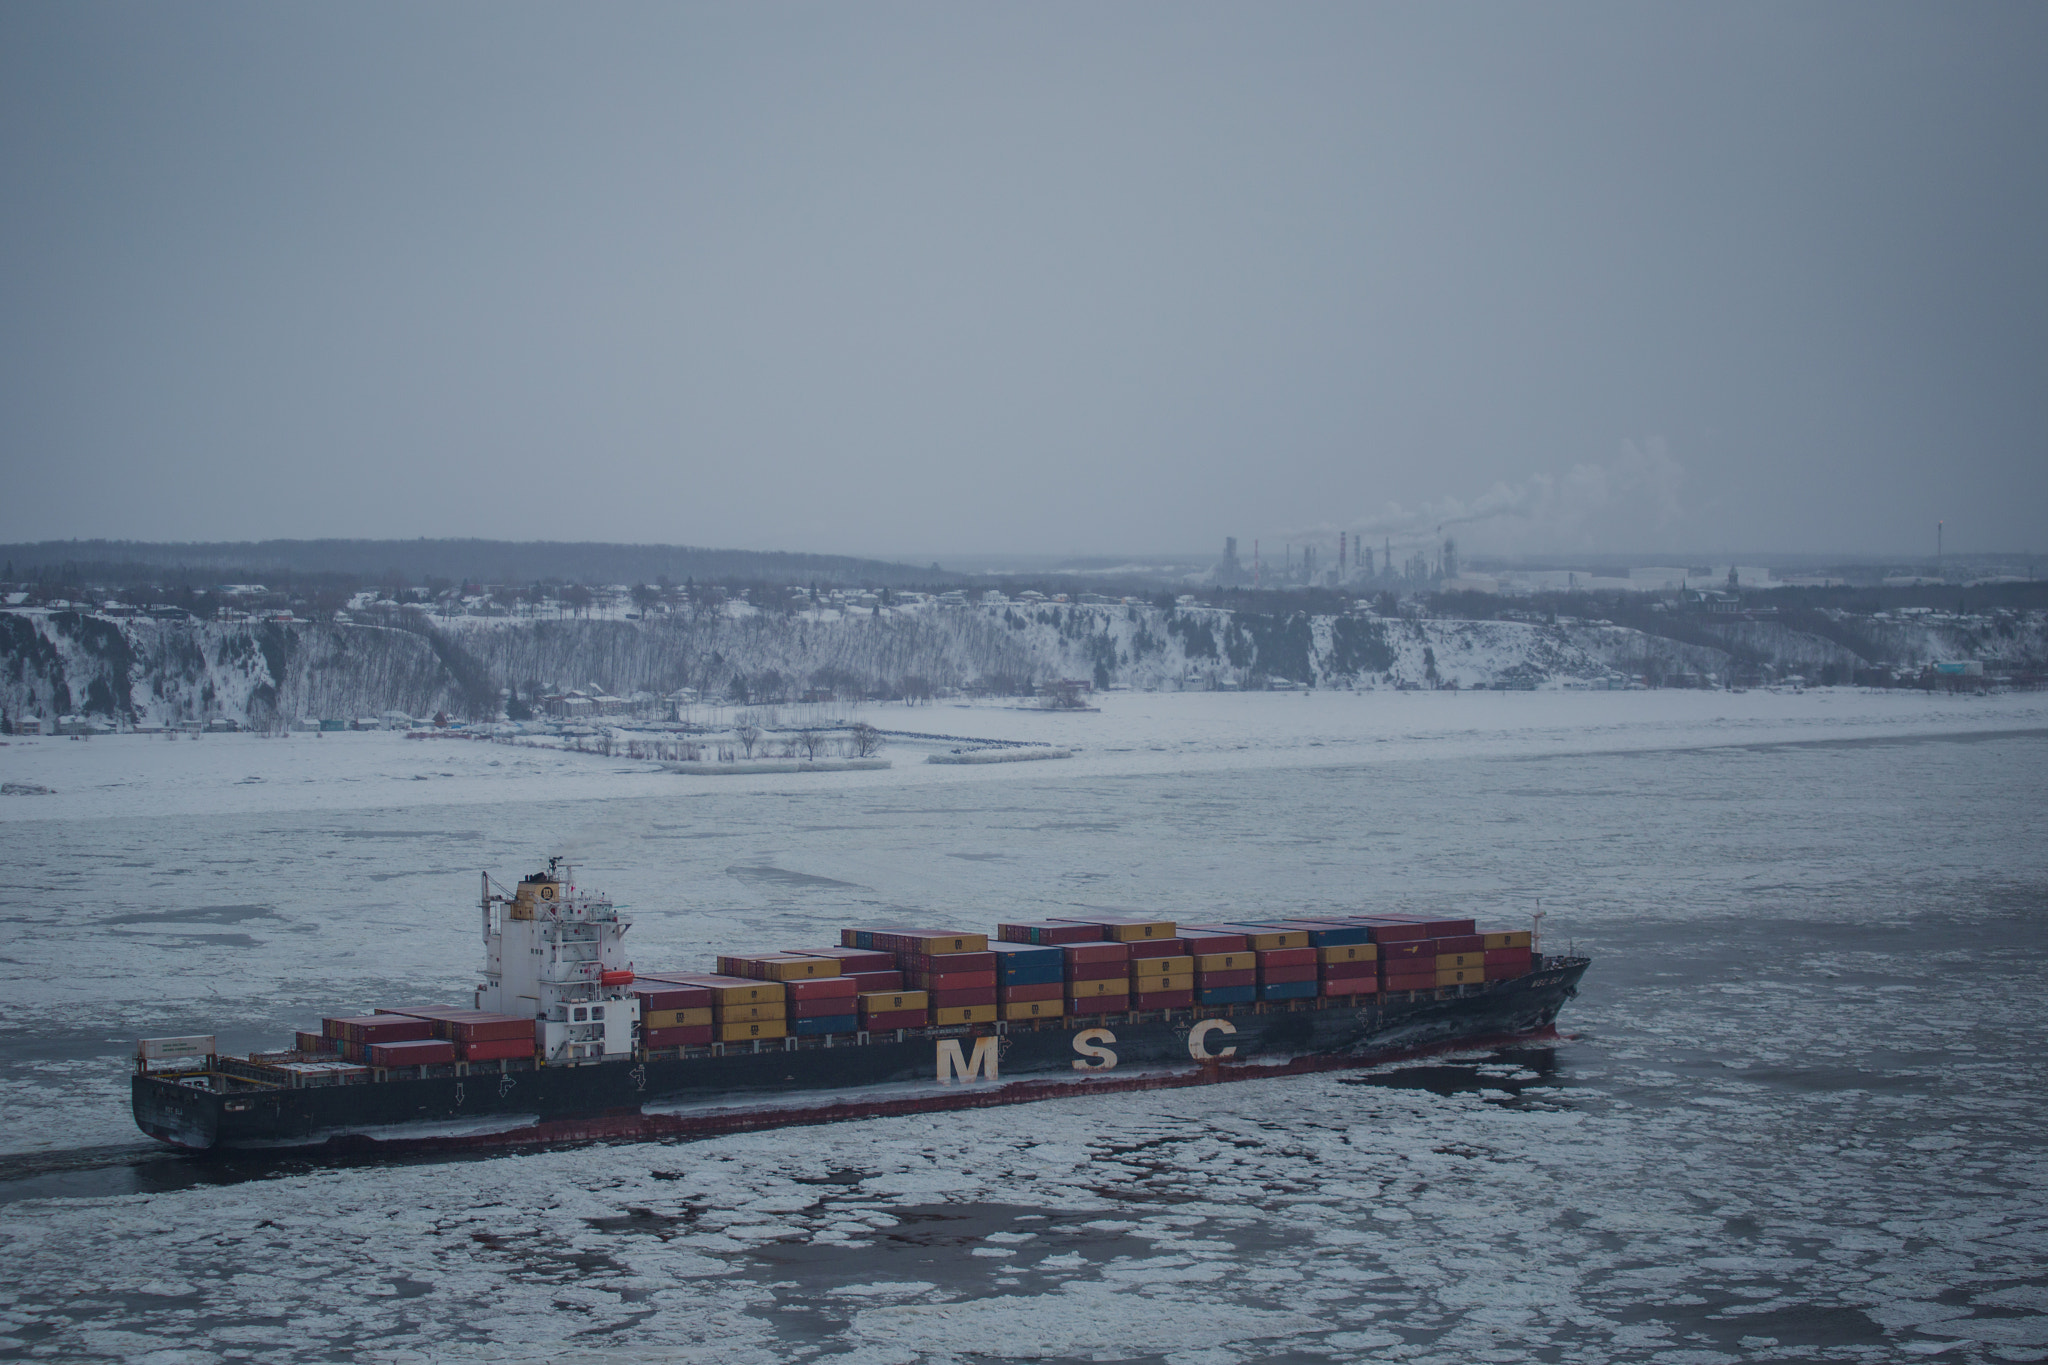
[2,688,2041,824]
[7,602,2041,735]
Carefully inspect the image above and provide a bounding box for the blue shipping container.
[1292,925,1373,947]
[1192,983,1258,1005]
[791,1014,859,1036]
[1259,980,1320,1001]
[987,943,1066,983]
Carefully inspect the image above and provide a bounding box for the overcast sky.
[3,4,2042,561]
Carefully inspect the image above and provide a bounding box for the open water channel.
[0,711,2041,1363]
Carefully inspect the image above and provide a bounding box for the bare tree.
[848,722,882,758]
[735,723,761,759]
[795,729,825,760]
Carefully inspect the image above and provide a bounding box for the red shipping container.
[1383,973,1436,992]
[911,970,998,992]
[1377,939,1434,961]
[325,1015,433,1044]
[377,1005,471,1021]
[931,987,999,1008]
[1066,959,1127,982]
[1484,947,1533,968]
[1362,922,1431,943]
[439,1012,535,1043]
[459,1035,535,1061]
[1416,918,1477,937]
[1195,968,1257,988]
[792,994,862,1019]
[295,1031,332,1053]
[642,1025,714,1049]
[1063,942,1129,966]
[1320,962,1378,984]
[1126,938,1189,959]
[861,1009,927,1031]
[1257,947,1317,969]
[998,981,1063,1003]
[846,970,905,993]
[632,983,713,1011]
[1133,989,1194,1010]
[1069,996,1128,1016]
[368,1039,456,1067]
[1181,931,1250,955]
[1259,963,1318,984]
[786,975,859,1002]
[1434,934,1485,954]
[788,948,896,973]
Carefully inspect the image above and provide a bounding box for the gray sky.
[3,4,2043,560]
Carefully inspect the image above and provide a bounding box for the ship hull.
[135,961,1585,1153]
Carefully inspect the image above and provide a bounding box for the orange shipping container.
[1436,966,1484,986]
[643,1007,713,1029]
[859,990,928,1013]
[1436,952,1484,970]
[716,1019,787,1043]
[1001,999,1064,1022]
[933,1004,997,1026]
[713,1001,786,1023]
[1483,931,1532,950]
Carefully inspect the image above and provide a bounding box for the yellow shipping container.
[1131,955,1195,978]
[1319,943,1378,965]
[642,1007,713,1030]
[716,1018,788,1042]
[1135,974,1189,994]
[1435,966,1483,986]
[757,956,841,981]
[1103,920,1177,942]
[1196,952,1256,973]
[1436,952,1484,970]
[1484,931,1532,950]
[1068,978,1129,999]
[1239,930,1306,950]
[859,990,929,1013]
[713,1001,787,1023]
[706,980,786,1005]
[908,932,988,954]
[1001,999,1064,1022]
[933,1003,997,1025]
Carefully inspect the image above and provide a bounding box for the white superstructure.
[476,860,639,1062]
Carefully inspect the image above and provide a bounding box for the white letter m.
[936,1037,999,1084]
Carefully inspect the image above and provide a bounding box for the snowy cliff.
[3,602,2040,727]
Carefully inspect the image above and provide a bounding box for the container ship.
[133,860,1588,1153]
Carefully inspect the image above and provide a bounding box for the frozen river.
[0,690,2043,1363]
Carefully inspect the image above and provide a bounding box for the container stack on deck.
[262,907,1541,1072]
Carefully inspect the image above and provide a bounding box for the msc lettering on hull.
[1072,1028,1117,1071]
[935,1037,998,1084]
[1187,1018,1237,1059]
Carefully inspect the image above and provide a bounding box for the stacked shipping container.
[287,910,1539,1069]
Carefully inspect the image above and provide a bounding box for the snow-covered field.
[0,690,2042,1363]
[3,687,2041,824]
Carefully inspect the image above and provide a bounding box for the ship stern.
[132,1074,220,1150]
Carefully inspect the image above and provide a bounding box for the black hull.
[135,960,1586,1153]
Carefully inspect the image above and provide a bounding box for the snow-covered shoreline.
[2,688,2041,824]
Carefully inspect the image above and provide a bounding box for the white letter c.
[1189,1018,1238,1061]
